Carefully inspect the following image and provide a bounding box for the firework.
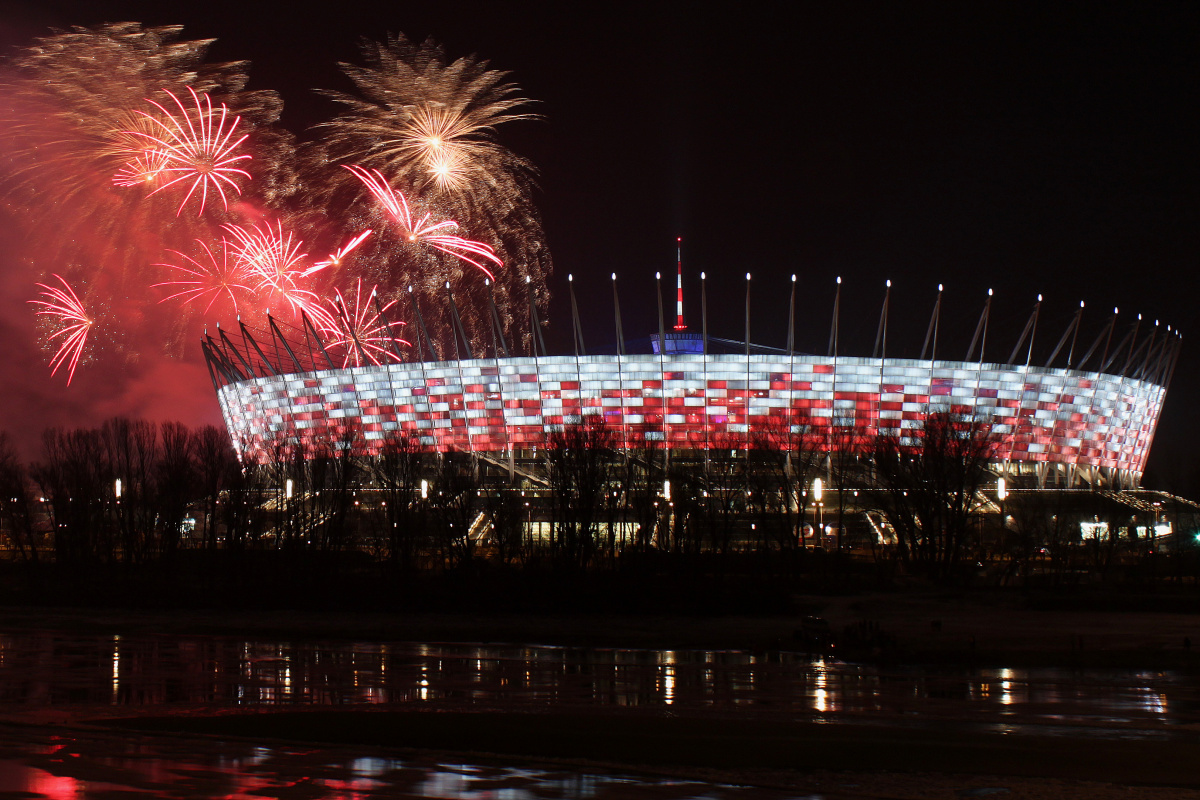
[1,23,549,396]
[0,24,263,210]
[128,87,252,215]
[318,34,536,199]
[112,151,170,187]
[315,33,549,354]
[345,165,502,278]
[314,229,373,270]
[29,276,93,385]
[153,239,256,316]
[0,23,296,369]
[104,108,165,186]
[321,280,409,367]
[223,222,336,328]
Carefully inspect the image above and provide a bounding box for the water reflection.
[0,727,805,799]
[0,631,1195,735]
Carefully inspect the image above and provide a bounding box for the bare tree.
[31,427,109,562]
[222,443,266,552]
[0,433,41,561]
[827,418,873,548]
[749,412,823,551]
[308,425,365,552]
[427,450,479,569]
[699,434,747,562]
[102,418,160,563]
[194,425,239,550]
[156,422,197,557]
[483,485,525,565]
[868,411,998,582]
[616,435,665,555]
[370,429,430,569]
[545,416,617,569]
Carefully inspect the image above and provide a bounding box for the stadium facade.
[204,278,1179,490]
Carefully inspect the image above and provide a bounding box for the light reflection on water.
[0,727,807,800]
[0,631,1196,735]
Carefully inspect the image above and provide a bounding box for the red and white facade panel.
[217,354,1165,476]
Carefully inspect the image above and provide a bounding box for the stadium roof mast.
[674,237,686,331]
[651,239,704,356]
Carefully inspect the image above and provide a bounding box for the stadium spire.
[673,237,687,331]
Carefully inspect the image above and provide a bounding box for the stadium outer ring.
[215,352,1166,487]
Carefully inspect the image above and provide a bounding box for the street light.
[996,476,1007,548]
[420,479,428,500]
[285,479,293,500]
[812,477,823,549]
[114,479,122,499]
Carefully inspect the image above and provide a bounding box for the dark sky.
[0,1,1196,486]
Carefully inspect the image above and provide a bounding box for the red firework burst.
[321,280,409,367]
[223,222,335,328]
[344,164,502,278]
[112,151,170,187]
[29,275,93,385]
[128,87,251,215]
[153,239,256,316]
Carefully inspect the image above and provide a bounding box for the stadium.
[201,266,1196,555]
[205,273,1178,491]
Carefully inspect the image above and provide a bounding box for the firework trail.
[29,276,93,385]
[344,165,502,278]
[112,151,170,188]
[321,280,409,367]
[153,239,256,316]
[125,87,252,215]
[314,230,373,270]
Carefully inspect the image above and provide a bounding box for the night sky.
[0,2,1196,486]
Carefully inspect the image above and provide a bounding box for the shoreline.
[0,592,1198,669]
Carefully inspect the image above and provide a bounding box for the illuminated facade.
[212,352,1167,487]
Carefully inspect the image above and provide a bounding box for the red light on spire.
[674,237,687,331]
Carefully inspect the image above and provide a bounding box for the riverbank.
[1,590,1198,668]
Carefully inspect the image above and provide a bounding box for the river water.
[0,630,1196,797]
